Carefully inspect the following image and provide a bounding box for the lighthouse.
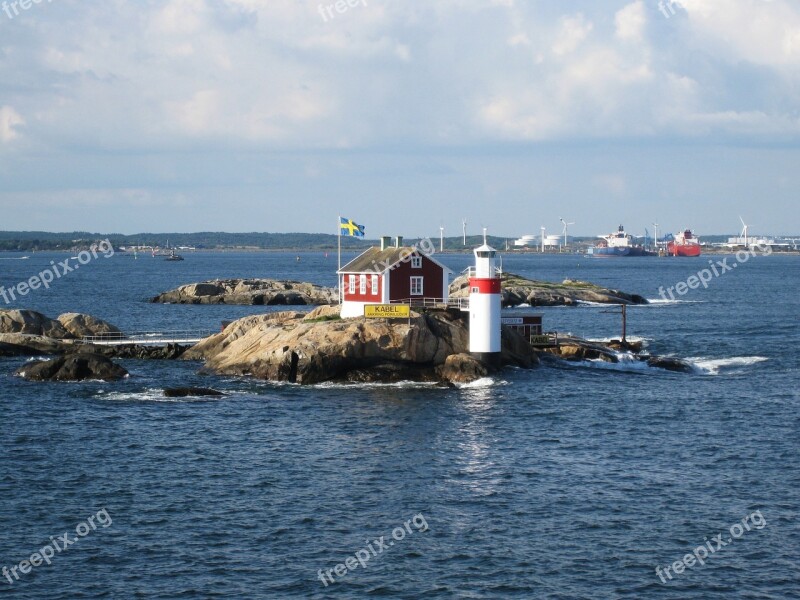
[469,230,502,365]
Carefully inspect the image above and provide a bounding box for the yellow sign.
[364,304,410,319]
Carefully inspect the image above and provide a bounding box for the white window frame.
[348,275,355,295]
[359,274,367,295]
[410,276,424,296]
[371,274,379,295]
[411,256,422,268]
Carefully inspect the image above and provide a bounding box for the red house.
[337,236,453,318]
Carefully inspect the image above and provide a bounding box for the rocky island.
[151,273,648,309]
[150,279,336,305]
[183,306,538,385]
[450,272,649,306]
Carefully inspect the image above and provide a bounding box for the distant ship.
[164,249,184,261]
[666,229,701,257]
[587,225,656,258]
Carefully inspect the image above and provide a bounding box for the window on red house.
[410,276,424,296]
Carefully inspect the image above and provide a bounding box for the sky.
[1,0,799,238]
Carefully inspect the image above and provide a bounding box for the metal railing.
[462,266,503,278]
[390,297,470,311]
[81,330,216,346]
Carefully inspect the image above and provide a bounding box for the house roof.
[338,246,453,274]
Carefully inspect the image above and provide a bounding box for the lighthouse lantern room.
[469,230,502,364]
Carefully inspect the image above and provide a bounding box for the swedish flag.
[340,217,365,238]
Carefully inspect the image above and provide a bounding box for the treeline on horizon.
[0,231,374,251]
[0,231,516,252]
[0,230,778,252]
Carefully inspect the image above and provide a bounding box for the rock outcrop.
[184,309,538,384]
[150,279,336,306]
[0,333,75,355]
[436,353,489,384]
[0,310,70,338]
[77,343,189,360]
[57,313,121,339]
[450,273,648,307]
[16,354,129,382]
[0,310,121,341]
[538,337,697,373]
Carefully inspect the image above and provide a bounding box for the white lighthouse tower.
[469,230,502,365]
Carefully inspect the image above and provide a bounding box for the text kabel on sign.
[364,305,411,318]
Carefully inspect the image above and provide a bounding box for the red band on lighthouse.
[469,278,501,294]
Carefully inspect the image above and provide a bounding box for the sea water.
[1,251,798,598]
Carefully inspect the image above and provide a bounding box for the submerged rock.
[644,356,695,373]
[449,272,648,307]
[150,279,336,306]
[16,354,129,382]
[185,309,538,385]
[163,387,224,397]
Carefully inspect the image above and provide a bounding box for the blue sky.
[1,0,798,238]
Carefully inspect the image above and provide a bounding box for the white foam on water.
[312,380,441,390]
[95,387,223,403]
[564,355,656,374]
[645,298,706,305]
[687,356,769,375]
[455,377,504,389]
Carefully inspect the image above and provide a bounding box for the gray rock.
[0,309,71,338]
[450,273,648,307]
[56,313,121,339]
[16,354,129,382]
[163,387,224,397]
[150,279,336,306]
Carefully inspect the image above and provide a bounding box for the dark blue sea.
[1,250,798,599]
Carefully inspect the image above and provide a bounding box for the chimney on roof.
[380,236,392,251]
[395,236,403,248]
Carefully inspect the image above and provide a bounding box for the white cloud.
[1,0,799,152]
[0,106,24,143]
[615,1,647,42]
[552,14,594,56]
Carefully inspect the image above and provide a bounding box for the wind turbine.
[440,225,445,253]
[739,216,749,248]
[652,222,659,252]
[462,219,467,246]
[541,226,546,253]
[560,218,575,250]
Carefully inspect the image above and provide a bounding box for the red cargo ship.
[667,229,701,257]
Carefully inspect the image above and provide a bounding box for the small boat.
[164,249,184,261]
[587,225,656,257]
[666,229,702,257]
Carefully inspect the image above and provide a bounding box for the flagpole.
[337,216,342,305]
